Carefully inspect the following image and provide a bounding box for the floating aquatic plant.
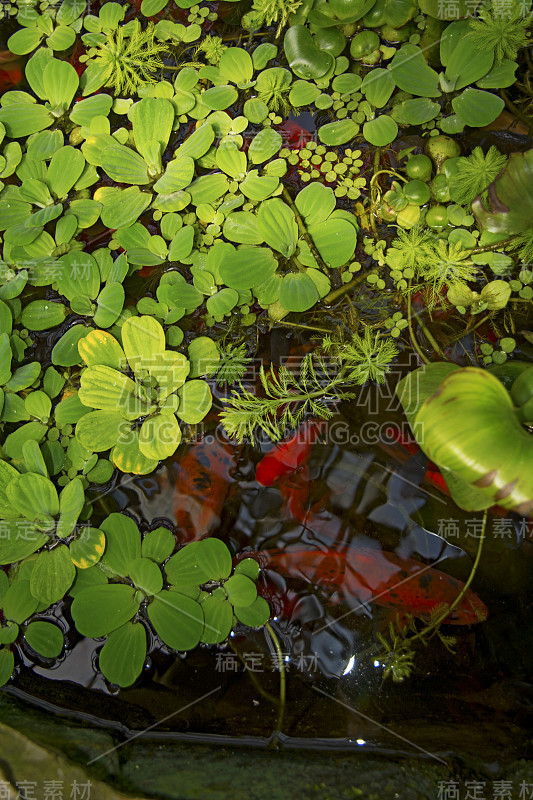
[80,20,169,95]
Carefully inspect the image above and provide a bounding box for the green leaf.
[148,590,204,650]
[174,123,214,160]
[168,226,194,262]
[219,246,278,290]
[200,593,233,643]
[52,325,94,368]
[295,183,335,227]
[69,527,106,569]
[289,80,321,107]
[472,149,533,234]
[8,27,43,55]
[24,620,63,658]
[46,25,76,51]
[154,157,194,193]
[78,329,126,369]
[389,45,441,97]
[56,250,100,302]
[256,199,298,258]
[7,472,58,522]
[122,315,166,376]
[308,218,356,268]
[30,545,76,604]
[21,300,67,331]
[249,129,282,165]
[99,187,152,229]
[24,391,51,423]
[43,58,79,110]
[0,525,47,566]
[318,118,358,146]
[284,24,333,79]
[216,141,247,180]
[112,429,159,475]
[445,39,494,91]
[234,595,270,627]
[392,98,440,125]
[0,623,18,645]
[142,527,175,563]
[139,413,182,460]
[47,145,85,198]
[70,94,113,126]
[361,68,395,108]
[56,477,85,538]
[197,538,232,581]
[0,104,53,138]
[22,439,48,477]
[3,581,39,624]
[131,97,174,164]
[234,558,260,581]
[363,115,398,146]
[176,380,212,424]
[3,421,48,462]
[279,272,319,312]
[202,85,238,111]
[165,541,205,587]
[128,557,163,595]
[99,621,147,687]
[100,144,150,185]
[476,59,517,89]
[94,282,125,329]
[99,512,141,576]
[225,573,257,607]
[219,47,253,84]
[223,212,263,245]
[71,584,141,637]
[187,336,220,378]
[452,89,505,128]
[240,172,279,203]
[206,288,239,316]
[413,367,533,515]
[0,648,14,687]
[75,410,129,452]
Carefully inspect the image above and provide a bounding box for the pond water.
[1,0,533,775]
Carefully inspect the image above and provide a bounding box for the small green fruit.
[406,154,432,182]
[396,203,420,228]
[403,179,431,206]
[430,173,451,202]
[425,135,461,172]
[426,205,448,228]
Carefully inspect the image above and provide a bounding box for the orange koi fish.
[168,436,238,542]
[256,545,488,625]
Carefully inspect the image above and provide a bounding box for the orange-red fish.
[0,51,23,91]
[169,437,238,542]
[256,545,488,625]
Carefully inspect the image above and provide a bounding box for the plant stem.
[323,271,371,305]
[369,148,381,237]
[500,89,533,136]
[409,511,487,645]
[228,641,279,705]
[470,237,518,254]
[272,320,332,334]
[265,622,286,741]
[407,286,431,365]
[282,186,327,272]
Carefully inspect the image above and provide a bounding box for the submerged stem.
[265,622,286,740]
